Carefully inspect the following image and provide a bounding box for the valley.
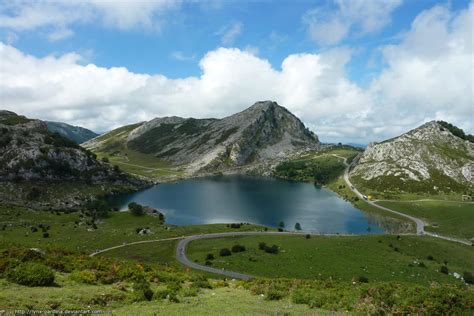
[0,105,473,314]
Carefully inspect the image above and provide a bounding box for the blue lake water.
[109,176,385,234]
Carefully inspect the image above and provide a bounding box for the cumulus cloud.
[0,3,472,144]
[0,0,181,40]
[303,0,402,45]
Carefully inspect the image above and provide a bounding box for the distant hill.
[351,121,474,195]
[46,121,98,144]
[83,101,320,174]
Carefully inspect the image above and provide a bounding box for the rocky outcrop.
[0,111,145,186]
[351,121,474,194]
[84,101,320,174]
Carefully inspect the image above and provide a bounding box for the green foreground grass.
[187,234,474,285]
[377,200,474,240]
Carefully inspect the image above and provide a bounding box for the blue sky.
[0,0,472,143]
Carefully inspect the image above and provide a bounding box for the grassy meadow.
[376,200,474,240]
[187,234,474,285]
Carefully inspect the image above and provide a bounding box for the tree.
[294,222,302,231]
[86,199,110,218]
[278,221,285,228]
[219,248,231,256]
[440,265,449,274]
[128,202,144,216]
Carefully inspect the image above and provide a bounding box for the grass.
[187,234,474,285]
[96,148,184,179]
[327,176,416,233]
[0,277,315,315]
[101,239,180,267]
[0,204,270,253]
[376,200,474,240]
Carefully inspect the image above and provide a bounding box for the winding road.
[176,231,354,280]
[91,154,471,280]
[342,155,471,245]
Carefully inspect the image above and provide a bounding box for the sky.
[0,0,472,144]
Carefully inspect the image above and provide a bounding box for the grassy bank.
[187,234,474,285]
[0,204,270,253]
[376,200,474,240]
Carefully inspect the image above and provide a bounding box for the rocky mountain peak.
[351,120,474,194]
[84,101,320,175]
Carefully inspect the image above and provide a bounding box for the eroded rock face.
[351,121,474,193]
[0,111,143,186]
[84,101,321,174]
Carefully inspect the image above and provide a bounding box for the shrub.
[206,253,214,260]
[128,202,144,216]
[305,234,311,239]
[42,232,49,238]
[219,248,231,256]
[230,223,241,228]
[357,276,369,283]
[264,245,279,254]
[7,262,55,286]
[278,228,284,232]
[294,222,302,230]
[182,287,198,297]
[70,269,97,284]
[265,288,285,301]
[258,242,267,250]
[130,277,153,302]
[427,255,434,261]
[463,271,474,284]
[440,265,449,274]
[102,157,109,163]
[231,245,246,253]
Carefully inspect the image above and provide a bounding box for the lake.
[109,176,385,234]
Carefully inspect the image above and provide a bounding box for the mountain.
[46,121,98,144]
[84,101,320,174]
[350,121,474,195]
[0,110,147,206]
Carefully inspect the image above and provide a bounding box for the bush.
[357,276,369,283]
[427,255,434,261]
[219,248,231,256]
[230,223,241,228]
[70,269,97,284]
[305,234,311,239]
[264,245,279,254]
[42,232,49,238]
[130,278,153,302]
[265,288,285,301]
[463,271,474,284]
[258,242,267,250]
[440,265,449,274]
[231,245,246,253]
[7,262,55,286]
[294,222,302,230]
[102,157,109,163]
[206,253,214,260]
[128,202,144,216]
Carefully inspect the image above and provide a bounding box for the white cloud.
[0,0,181,40]
[0,3,472,144]
[218,22,243,45]
[170,51,196,61]
[303,0,402,45]
[48,28,74,42]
